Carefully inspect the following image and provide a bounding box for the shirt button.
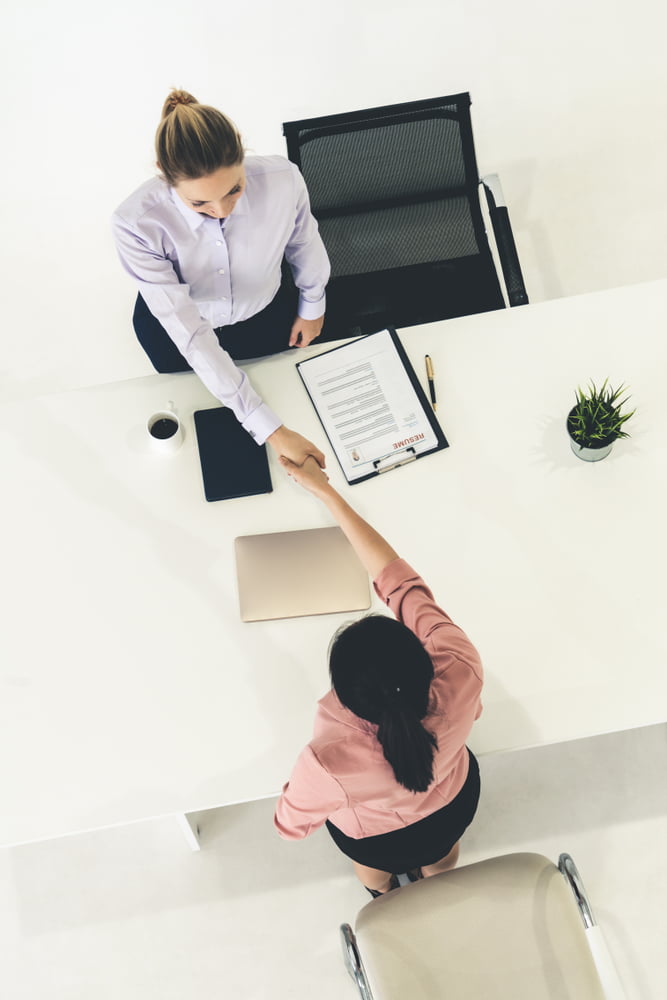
[218,269,225,275]
[221,296,228,301]
[216,241,222,246]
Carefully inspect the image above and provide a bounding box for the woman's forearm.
[318,485,398,580]
[278,455,399,578]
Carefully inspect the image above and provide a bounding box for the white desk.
[2,280,667,848]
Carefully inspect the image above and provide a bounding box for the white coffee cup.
[147,401,184,454]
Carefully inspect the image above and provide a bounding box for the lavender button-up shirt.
[112,155,330,443]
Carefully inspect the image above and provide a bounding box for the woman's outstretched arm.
[279,456,398,579]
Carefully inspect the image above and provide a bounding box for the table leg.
[175,812,201,851]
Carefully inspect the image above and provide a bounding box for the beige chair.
[341,853,626,999]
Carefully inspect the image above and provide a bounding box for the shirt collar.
[170,186,205,230]
[169,184,249,231]
[230,187,249,218]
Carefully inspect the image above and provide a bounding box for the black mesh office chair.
[283,93,528,340]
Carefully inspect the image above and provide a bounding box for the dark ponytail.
[329,615,438,793]
[376,704,438,793]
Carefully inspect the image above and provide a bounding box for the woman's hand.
[279,454,331,497]
[289,314,324,348]
[266,426,326,469]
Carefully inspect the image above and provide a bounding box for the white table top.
[2,279,667,847]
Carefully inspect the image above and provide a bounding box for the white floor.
[2,724,665,998]
[3,0,667,996]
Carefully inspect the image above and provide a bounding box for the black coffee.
[150,417,178,440]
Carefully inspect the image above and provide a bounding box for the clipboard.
[296,327,448,484]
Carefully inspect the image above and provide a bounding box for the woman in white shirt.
[112,89,331,465]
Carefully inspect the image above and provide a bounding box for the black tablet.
[193,406,273,502]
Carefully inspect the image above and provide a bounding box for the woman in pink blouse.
[274,457,484,896]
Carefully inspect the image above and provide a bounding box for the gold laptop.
[234,526,371,622]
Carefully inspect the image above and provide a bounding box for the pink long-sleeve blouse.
[274,558,484,840]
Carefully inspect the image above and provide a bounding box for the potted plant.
[567,378,635,462]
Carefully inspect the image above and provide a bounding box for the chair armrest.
[340,923,373,1000]
[481,174,529,308]
[558,853,596,929]
[559,853,628,999]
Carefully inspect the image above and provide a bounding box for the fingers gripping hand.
[267,426,326,469]
[279,455,330,494]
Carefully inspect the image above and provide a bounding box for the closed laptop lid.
[234,526,371,622]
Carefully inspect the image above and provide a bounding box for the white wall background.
[2,0,667,402]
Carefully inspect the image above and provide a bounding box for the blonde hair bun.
[155,90,244,185]
[162,89,198,119]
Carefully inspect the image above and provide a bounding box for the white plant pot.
[569,438,614,462]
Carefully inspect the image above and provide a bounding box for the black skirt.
[132,279,298,372]
[325,748,480,873]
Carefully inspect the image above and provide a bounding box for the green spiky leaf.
[567,379,635,447]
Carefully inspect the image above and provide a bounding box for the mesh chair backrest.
[284,95,489,279]
[296,112,468,213]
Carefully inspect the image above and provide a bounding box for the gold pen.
[425,355,437,411]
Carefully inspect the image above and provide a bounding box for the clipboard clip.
[373,446,417,475]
